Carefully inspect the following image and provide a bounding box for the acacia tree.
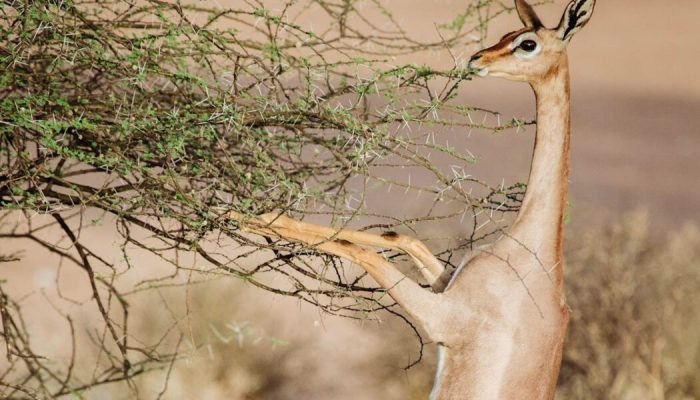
[0,0,531,397]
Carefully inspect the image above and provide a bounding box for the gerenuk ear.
[515,0,543,29]
[556,0,596,42]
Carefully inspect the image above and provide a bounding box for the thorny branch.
[0,0,534,397]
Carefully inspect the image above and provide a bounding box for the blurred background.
[1,0,699,399]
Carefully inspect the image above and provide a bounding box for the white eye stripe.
[510,33,539,47]
[508,40,519,50]
[514,47,541,59]
[510,33,541,59]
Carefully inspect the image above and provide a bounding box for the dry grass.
[3,212,697,399]
[559,211,700,400]
[112,279,434,400]
[103,211,699,399]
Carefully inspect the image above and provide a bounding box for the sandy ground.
[401,0,700,229]
[1,1,698,398]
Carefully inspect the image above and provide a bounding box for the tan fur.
[424,1,593,397]
[429,56,572,399]
[232,1,594,398]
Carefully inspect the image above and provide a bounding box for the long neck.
[430,60,573,400]
[509,58,571,261]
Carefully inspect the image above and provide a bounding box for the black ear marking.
[556,0,596,42]
[562,0,587,37]
[515,0,543,29]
